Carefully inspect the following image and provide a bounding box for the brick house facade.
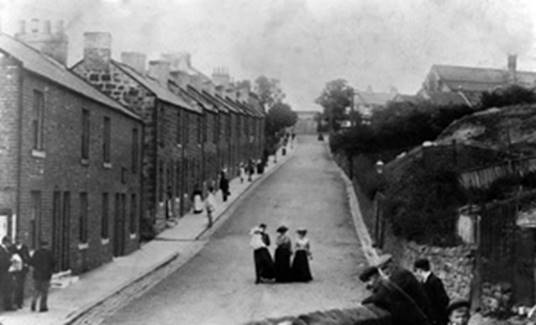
[0,33,143,274]
[71,33,202,237]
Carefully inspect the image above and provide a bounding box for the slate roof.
[0,33,140,120]
[424,91,470,107]
[114,61,200,114]
[432,64,536,91]
[354,91,397,106]
[185,86,219,114]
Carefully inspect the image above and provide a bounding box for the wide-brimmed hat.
[359,266,379,282]
[276,226,288,233]
[296,228,307,235]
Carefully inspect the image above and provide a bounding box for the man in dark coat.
[219,170,230,202]
[360,255,431,325]
[414,258,450,325]
[0,236,14,311]
[30,241,55,312]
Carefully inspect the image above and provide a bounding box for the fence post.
[470,206,483,312]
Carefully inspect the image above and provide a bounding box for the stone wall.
[383,236,475,301]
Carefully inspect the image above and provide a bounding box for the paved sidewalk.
[0,146,295,325]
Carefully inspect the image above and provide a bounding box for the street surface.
[102,135,369,324]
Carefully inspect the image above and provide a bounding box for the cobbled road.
[101,135,369,325]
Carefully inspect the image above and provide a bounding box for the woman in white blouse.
[291,228,312,282]
[250,227,275,284]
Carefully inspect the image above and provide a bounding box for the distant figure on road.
[414,258,449,325]
[239,163,245,183]
[219,170,230,202]
[247,160,255,182]
[205,186,216,228]
[192,186,204,214]
[30,241,55,312]
[291,229,312,282]
[274,226,292,283]
[250,227,275,284]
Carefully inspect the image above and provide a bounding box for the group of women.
[250,224,312,284]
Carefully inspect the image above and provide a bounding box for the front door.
[113,193,126,257]
[52,191,70,272]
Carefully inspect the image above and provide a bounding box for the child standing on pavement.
[205,186,216,228]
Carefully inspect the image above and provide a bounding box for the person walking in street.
[250,227,275,284]
[247,159,255,182]
[239,163,245,183]
[446,299,470,325]
[192,186,204,214]
[12,239,30,309]
[0,236,14,311]
[29,241,55,312]
[414,258,450,325]
[274,226,292,283]
[8,245,23,310]
[205,186,216,228]
[219,169,230,202]
[291,228,312,282]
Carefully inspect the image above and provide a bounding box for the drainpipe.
[15,60,24,241]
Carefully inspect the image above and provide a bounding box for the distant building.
[0,27,143,274]
[420,55,536,106]
[294,110,319,134]
[353,90,397,121]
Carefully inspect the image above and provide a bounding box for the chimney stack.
[43,20,51,34]
[30,18,39,33]
[121,52,146,74]
[212,67,231,89]
[507,54,517,84]
[15,18,69,65]
[17,20,26,36]
[83,32,112,71]
[147,60,170,86]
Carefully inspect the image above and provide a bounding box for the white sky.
[1,0,536,111]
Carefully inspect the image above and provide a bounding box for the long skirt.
[291,250,312,282]
[193,194,203,213]
[253,248,275,282]
[274,247,292,283]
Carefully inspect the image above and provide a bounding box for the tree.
[315,79,354,131]
[480,85,536,109]
[254,76,285,111]
[265,102,298,136]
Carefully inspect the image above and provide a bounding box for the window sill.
[103,162,112,169]
[31,149,46,159]
[80,158,89,166]
[101,238,110,245]
[78,242,89,250]
[129,233,137,240]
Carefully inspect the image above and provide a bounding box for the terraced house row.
[0,20,265,275]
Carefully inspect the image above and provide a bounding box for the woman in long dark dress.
[250,227,275,284]
[292,229,313,282]
[274,226,292,283]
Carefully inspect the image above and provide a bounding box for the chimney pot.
[121,52,146,74]
[56,20,65,34]
[43,20,51,34]
[148,60,171,86]
[30,18,39,33]
[17,20,25,35]
[83,32,112,71]
[507,54,517,84]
